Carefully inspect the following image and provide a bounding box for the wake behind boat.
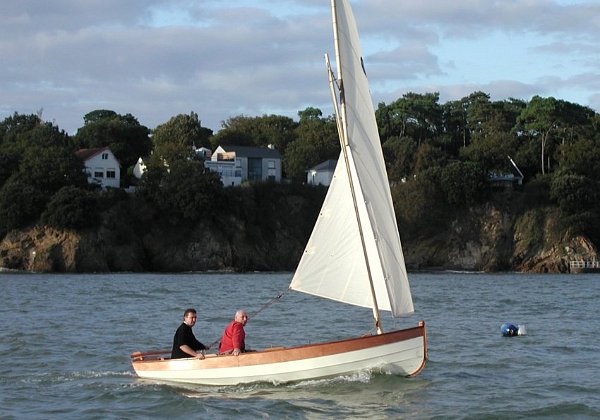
[131,0,427,385]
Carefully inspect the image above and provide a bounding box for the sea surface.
[0,272,598,419]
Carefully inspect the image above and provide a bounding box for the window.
[106,170,116,178]
[102,153,109,160]
[94,171,104,178]
[268,160,275,169]
[247,158,262,181]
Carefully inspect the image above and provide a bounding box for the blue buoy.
[500,323,525,337]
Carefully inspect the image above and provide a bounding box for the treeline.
[1,91,600,246]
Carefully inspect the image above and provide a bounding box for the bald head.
[234,310,248,326]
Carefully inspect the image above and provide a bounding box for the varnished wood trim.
[132,324,426,372]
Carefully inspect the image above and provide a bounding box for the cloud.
[1,0,598,135]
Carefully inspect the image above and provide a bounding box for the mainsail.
[290,0,414,318]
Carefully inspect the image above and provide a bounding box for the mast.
[329,0,383,334]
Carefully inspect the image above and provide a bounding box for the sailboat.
[130,0,427,386]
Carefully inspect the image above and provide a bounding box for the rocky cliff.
[402,204,598,273]
[1,202,597,273]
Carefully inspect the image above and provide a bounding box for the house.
[193,146,212,160]
[75,147,121,189]
[132,157,147,179]
[307,159,337,186]
[205,145,282,186]
[132,147,212,180]
[488,156,524,189]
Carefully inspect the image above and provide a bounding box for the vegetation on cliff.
[1,91,599,272]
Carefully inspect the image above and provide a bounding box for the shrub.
[0,179,46,235]
[41,186,99,229]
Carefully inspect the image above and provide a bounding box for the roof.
[309,159,338,172]
[75,147,112,161]
[219,145,281,159]
[488,156,525,181]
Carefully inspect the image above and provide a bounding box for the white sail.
[290,0,414,317]
[131,0,426,385]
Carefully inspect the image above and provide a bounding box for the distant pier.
[569,259,600,273]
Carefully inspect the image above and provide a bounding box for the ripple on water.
[1,272,599,418]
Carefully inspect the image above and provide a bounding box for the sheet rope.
[206,291,285,350]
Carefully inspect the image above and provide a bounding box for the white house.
[205,145,282,186]
[75,147,121,189]
[132,157,147,179]
[307,159,337,186]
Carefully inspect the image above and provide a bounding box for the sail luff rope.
[330,0,383,335]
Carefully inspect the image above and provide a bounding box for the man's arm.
[179,344,205,359]
[232,324,244,356]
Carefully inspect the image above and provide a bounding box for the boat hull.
[131,322,426,386]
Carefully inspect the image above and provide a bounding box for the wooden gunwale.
[131,322,426,372]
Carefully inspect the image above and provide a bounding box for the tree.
[392,169,448,238]
[550,172,599,214]
[460,131,518,173]
[516,96,561,175]
[298,107,323,123]
[151,161,224,222]
[464,91,496,141]
[83,110,119,124]
[442,98,470,152]
[413,143,447,174]
[284,115,338,182]
[135,160,168,205]
[211,114,298,152]
[0,179,46,235]
[41,186,99,229]
[517,97,598,177]
[0,113,43,146]
[440,161,487,206]
[152,112,213,163]
[382,136,417,182]
[75,110,151,170]
[0,147,20,189]
[376,92,443,145]
[0,112,76,193]
[1,113,73,154]
[18,146,87,194]
[557,138,600,179]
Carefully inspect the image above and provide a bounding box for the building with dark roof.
[205,145,282,186]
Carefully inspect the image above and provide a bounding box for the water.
[1,272,599,419]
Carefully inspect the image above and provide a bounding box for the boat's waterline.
[132,324,426,386]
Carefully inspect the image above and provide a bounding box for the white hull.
[131,323,426,386]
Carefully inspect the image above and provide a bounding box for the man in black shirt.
[171,308,209,359]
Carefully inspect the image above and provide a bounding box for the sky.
[2,0,599,135]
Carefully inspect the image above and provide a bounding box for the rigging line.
[248,291,285,320]
[205,291,286,350]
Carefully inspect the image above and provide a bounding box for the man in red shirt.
[219,310,248,355]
